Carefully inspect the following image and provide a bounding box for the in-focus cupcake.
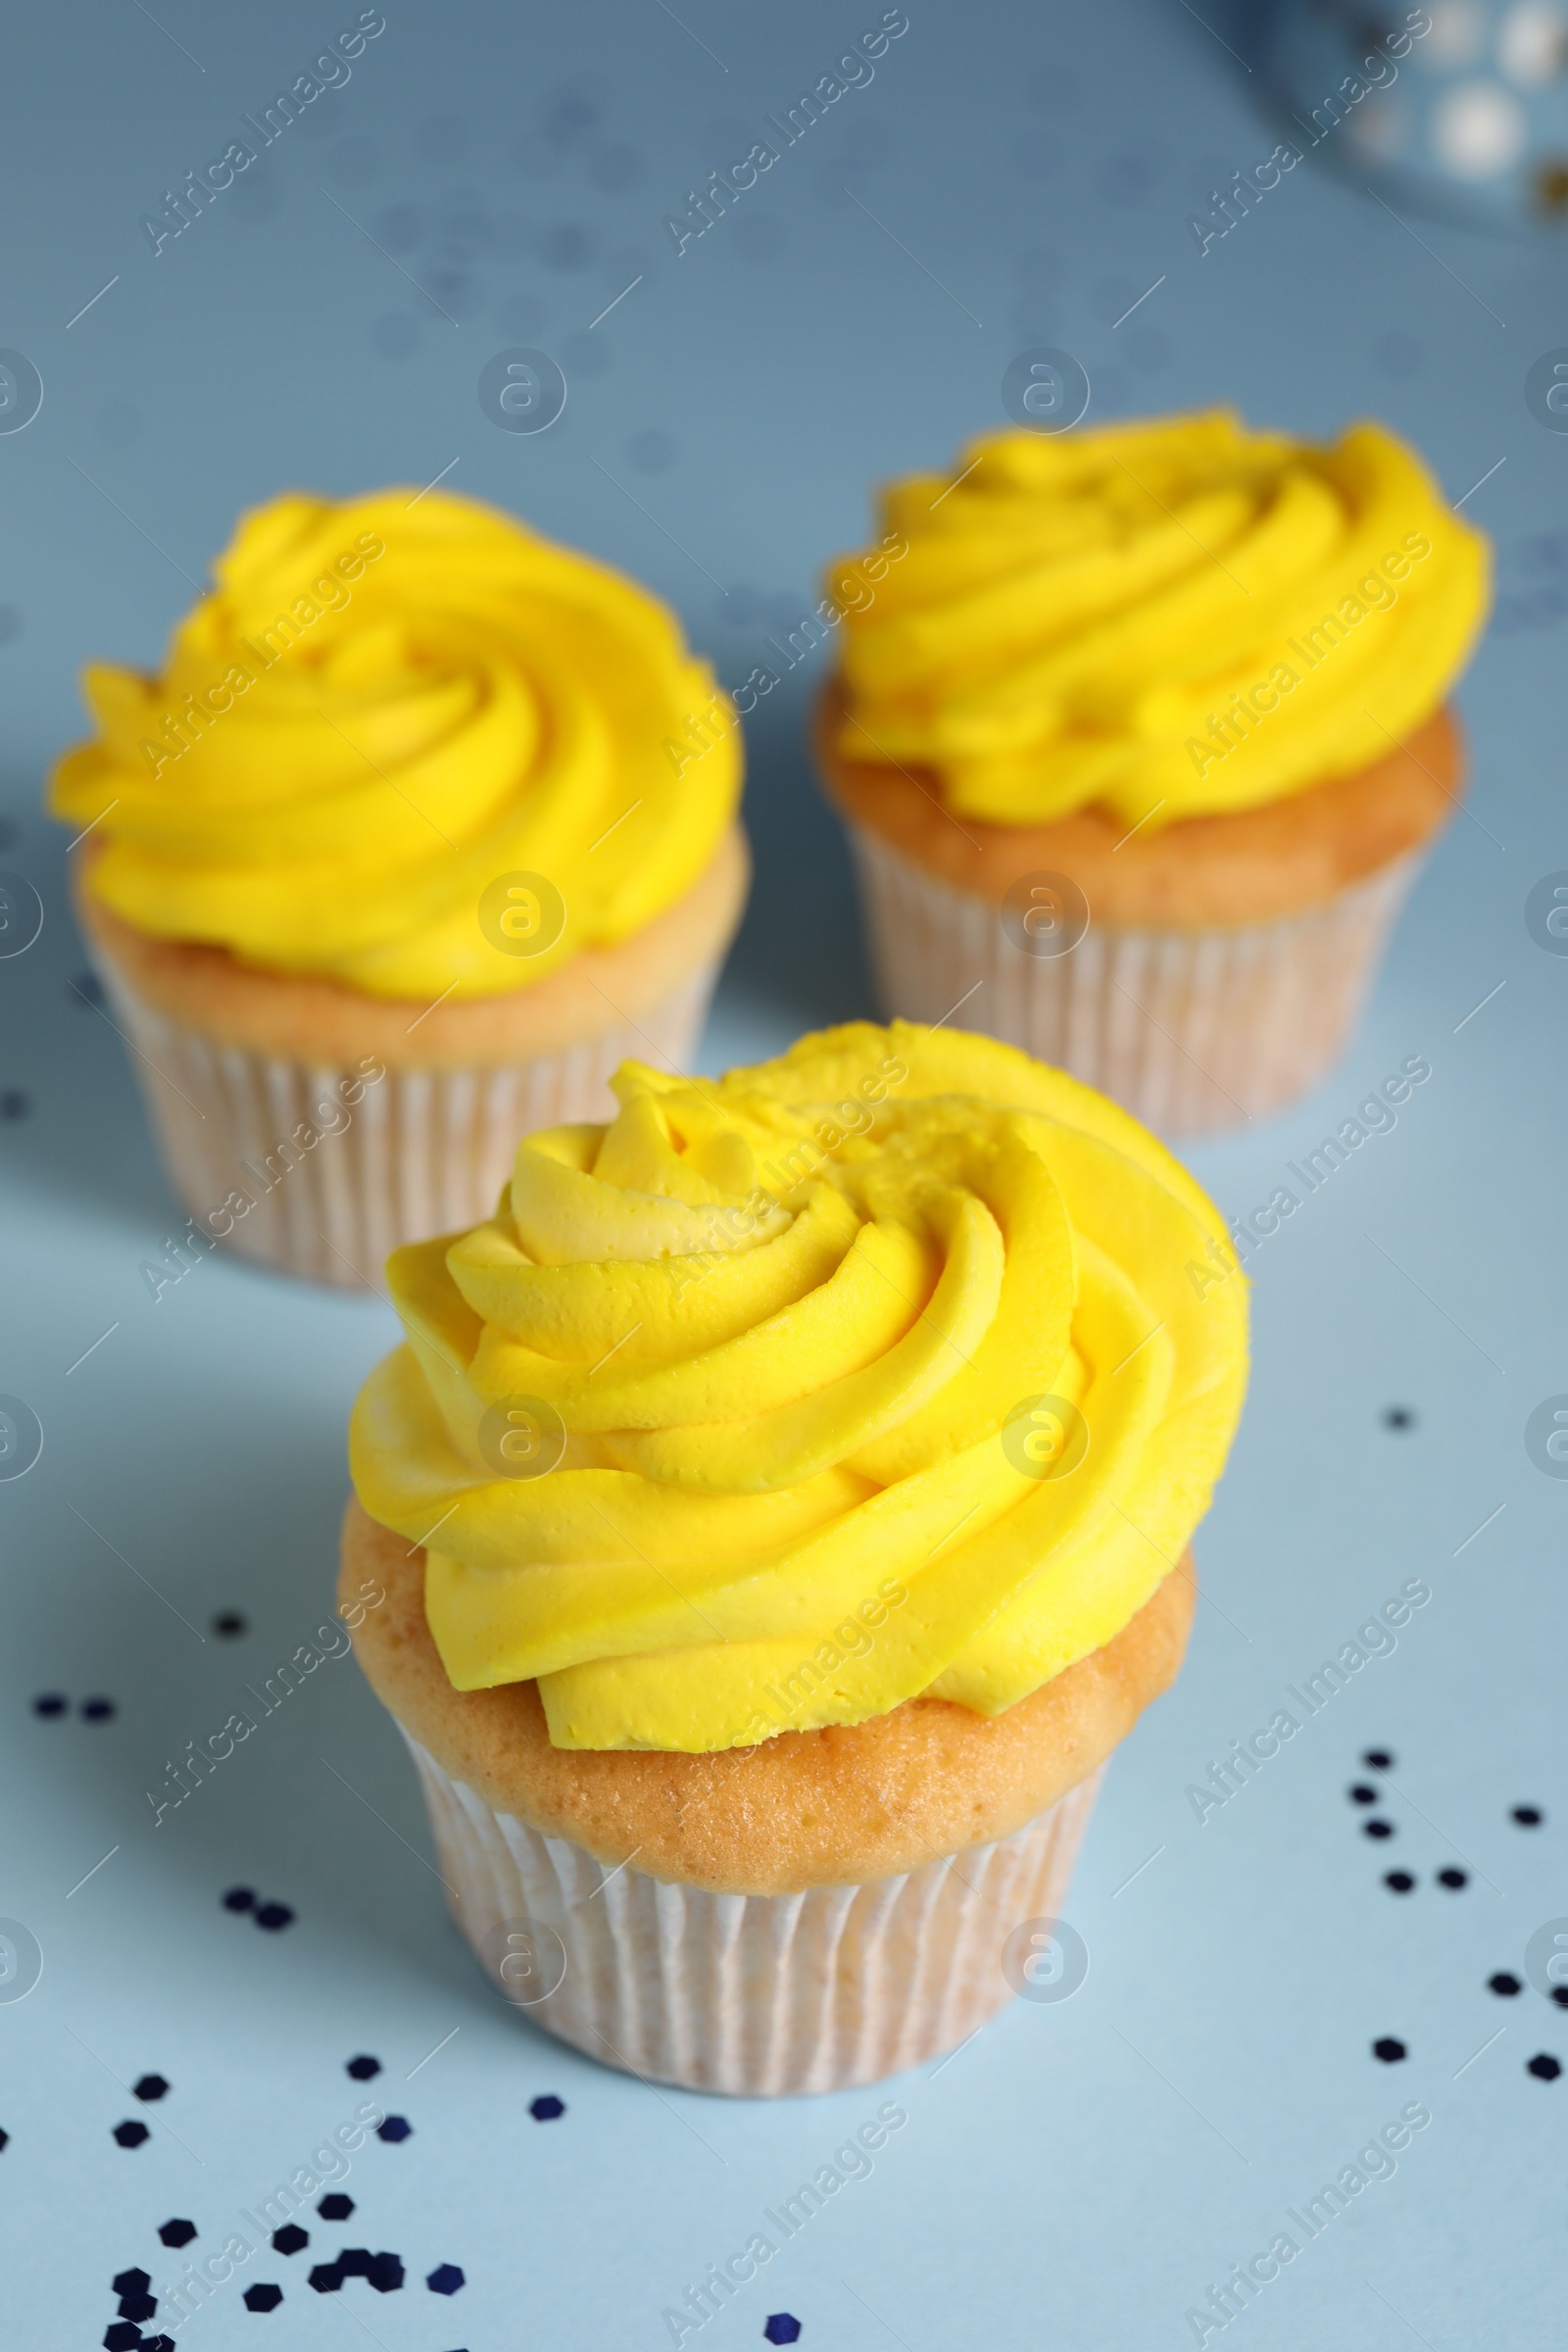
[816,411,1490,1135]
[48,490,748,1283]
[342,1019,1248,2094]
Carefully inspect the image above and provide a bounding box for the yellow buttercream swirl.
[830,409,1489,829]
[349,1021,1249,1752]
[49,489,740,997]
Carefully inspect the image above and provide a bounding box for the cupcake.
[342,1018,1248,2094]
[48,490,748,1284]
[816,410,1490,1135]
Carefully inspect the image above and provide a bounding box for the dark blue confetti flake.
[1384,1872,1416,1893]
[0,2128,8,2152]
[113,2271,151,2297]
[271,2224,308,2256]
[345,2054,382,2081]
[1373,2037,1407,2063]
[427,2264,465,2295]
[1491,1973,1523,1995]
[242,2283,282,2312]
[308,2264,343,2294]
[375,2114,412,2142]
[143,2339,176,2352]
[1363,1819,1394,1840]
[31,1693,66,1717]
[221,1887,255,1913]
[317,2193,354,2221]
[529,2093,564,2121]
[113,2120,150,2148]
[1528,2053,1562,2081]
[120,2293,157,2322]
[1438,1867,1469,1889]
[133,2074,170,2102]
[213,1611,247,1638]
[81,1696,117,1721]
[254,1902,294,1932]
[104,2327,142,2351]
[1362,1748,1395,1771]
[339,2250,373,2278]
[1513,1805,1544,1827]
[158,2220,196,2248]
[764,2319,802,2346]
[368,2251,405,2293]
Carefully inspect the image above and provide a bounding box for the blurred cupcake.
[48,490,748,1283]
[343,1019,1248,2094]
[816,410,1489,1134]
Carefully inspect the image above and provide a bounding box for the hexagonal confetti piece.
[1372,2037,1407,2063]
[1362,1748,1394,1771]
[763,2318,803,2345]
[427,2263,466,2295]
[113,2120,150,2148]
[113,2271,152,2298]
[317,2193,354,2221]
[81,1697,117,1721]
[375,2114,412,2142]
[1512,1805,1544,1827]
[103,2326,142,2352]
[345,2055,382,2082]
[1437,1867,1469,1890]
[158,2220,196,2249]
[336,2249,371,2278]
[31,1694,66,1718]
[221,1887,255,1913]
[1527,2053,1562,2081]
[1384,1872,1416,1894]
[120,2294,156,2322]
[143,2338,176,2352]
[308,2264,344,2294]
[367,2251,405,2293]
[270,2224,308,2256]
[254,1902,294,1932]
[134,2074,170,2102]
[1490,1973,1523,1996]
[529,2094,564,2121]
[242,2283,282,2313]
[1363,1819,1394,1840]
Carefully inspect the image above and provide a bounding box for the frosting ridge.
[349,1021,1249,1751]
[828,409,1489,829]
[49,488,741,998]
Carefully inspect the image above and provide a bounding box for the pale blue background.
[1,3,1564,2347]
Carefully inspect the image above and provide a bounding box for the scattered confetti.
[529,2094,565,2121]
[1527,2053,1561,2081]
[1363,1749,1395,1771]
[133,2074,169,2102]
[318,2193,354,2221]
[428,2263,466,2294]
[764,2319,803,2345]
[1437,1867,1469,1890]
[1372,2036,1407,2063]
[271,2225,309,2255]
[376,2115,413,2142]
[158,2220,196,2249]
[112,2120,150,2148]
[345,2055,382,2082]
[1384,1872,1416,1893]
[1489,1973,1522,1996]
[242,2281,283,2312]
[1512,1805,1544,1827]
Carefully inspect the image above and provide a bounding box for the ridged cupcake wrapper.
[405,1732,1103,2097]
[89,955,722,1287]
[847,824,1423,1137]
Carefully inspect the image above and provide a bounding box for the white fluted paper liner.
[848,823,1422,1137]
[405,1732,1103,2096]
[90,956,721,1287]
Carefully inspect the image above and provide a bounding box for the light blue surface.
[1,4,1564,2346]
